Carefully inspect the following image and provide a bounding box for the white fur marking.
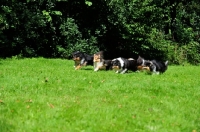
[142,59,145,66]
[121,68,127,74]
[94,62,104,71]
[80,58,85,65]
[152,66,156,73]
[117,57,124,68]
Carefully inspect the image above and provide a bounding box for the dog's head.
[72,51,88,64]
[136,56,150,71]
[93,51,104,62]
[72,51,87,70]
[111,58,122,70]
[72,51,83,61]
[137,56,145,66]
[144,61,155,71]
[93,54,100,62]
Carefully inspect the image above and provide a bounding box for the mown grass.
[0,58,200,132]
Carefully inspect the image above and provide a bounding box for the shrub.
[57,18,99,58]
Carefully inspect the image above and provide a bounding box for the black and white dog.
[111,57,137,74]
[72,51,93,70]
[136,56,168,74]
[145,60,168,74]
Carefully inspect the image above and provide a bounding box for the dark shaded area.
[0,0,200,64]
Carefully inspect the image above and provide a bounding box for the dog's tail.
[165,61,168,66]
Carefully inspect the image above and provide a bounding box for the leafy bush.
[186,41,200,65]
[167,41,200,65]
[57,18,99,58]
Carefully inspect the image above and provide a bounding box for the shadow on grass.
[0,119,15,132]
[80,67,93,70]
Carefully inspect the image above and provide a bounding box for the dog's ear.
[165,61,168,66]
[138,55,143,59]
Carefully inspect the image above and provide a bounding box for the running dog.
[111,57,137,74]
[145,60,168,74]
[72,51,93,70]
[93,51,112,71]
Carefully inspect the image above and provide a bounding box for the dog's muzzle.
[137,66,150,71]
[73,57,80,61]
[112,66,119,70]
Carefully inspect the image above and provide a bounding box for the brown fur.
[137,66,150,71]
[93,54,101,62]
[75,64,81,70]
[93,51,112,71]
[136,56,150,71]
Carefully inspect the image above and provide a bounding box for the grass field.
[0,58,200,132]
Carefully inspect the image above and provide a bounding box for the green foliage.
[58,18,98,58]
[85,0,92,6]
[144,28,169,60]
[0,0,200,64]
[167,41,200,65]
[186,41,200,65]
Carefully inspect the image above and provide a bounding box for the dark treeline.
[0,0,200,64]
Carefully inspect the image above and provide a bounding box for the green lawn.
[0,58,199,132]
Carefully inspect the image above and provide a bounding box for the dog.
[93,51,112,71]
[111,57,137,74]
[144,60,168,74]
[136,56,150,71]
[72,51,93,70]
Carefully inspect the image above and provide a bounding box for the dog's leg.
[151,71,159,75]
[83,62,87,66]
[152,66,156,73]
[120,68,128,74]
[155,71,160,75]
[94,67,99,71]
[116,68,123,73]
[74,61,79,68]
[151,67,160,75]
[75,64,81,70]
[94,62,97,71]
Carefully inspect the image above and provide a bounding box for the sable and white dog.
[111,57,137,74]
[93,51,112,71]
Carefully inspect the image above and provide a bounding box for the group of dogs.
[72,51,168,74]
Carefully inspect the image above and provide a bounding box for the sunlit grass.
[0,58,200,132]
